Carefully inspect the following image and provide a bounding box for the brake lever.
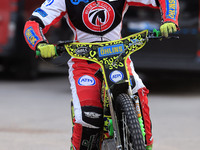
[56,40,74,55]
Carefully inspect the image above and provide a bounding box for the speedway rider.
[24,0,179,149]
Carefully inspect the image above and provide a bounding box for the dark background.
[0,0,199,80]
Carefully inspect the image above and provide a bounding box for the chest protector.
[66,0,126,35]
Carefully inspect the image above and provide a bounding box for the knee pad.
[81,105,104,129]
[71,99,103,129]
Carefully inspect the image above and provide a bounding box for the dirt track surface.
[0,67,200,150]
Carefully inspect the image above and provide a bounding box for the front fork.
[130,93,146,141]
[128,86,146,141]
[106,89,122,150]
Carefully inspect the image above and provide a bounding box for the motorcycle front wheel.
[115,93,146,150]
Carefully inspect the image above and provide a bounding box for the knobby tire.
[115,93,145,150]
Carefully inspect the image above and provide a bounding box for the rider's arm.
[24,18,47,51]
[126,0,179,37]
[23,0,67,51]
[157,0,179,27]
[156,0,180,37]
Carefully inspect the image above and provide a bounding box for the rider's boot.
[70,98,103,150]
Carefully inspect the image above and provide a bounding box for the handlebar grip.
[36,50,41,56]
[153,29,161,37]
[150,29,179,39]
[35,48,58,57]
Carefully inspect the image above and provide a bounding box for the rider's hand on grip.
[160,22,177,38]
[36,43,56,58]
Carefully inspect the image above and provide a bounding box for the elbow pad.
[24,20,47,50]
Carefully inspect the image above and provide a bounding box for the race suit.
[24,0,179,149]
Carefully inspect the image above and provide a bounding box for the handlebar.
[36,29,179,57]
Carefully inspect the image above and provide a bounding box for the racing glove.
[160,22,177,38]
[36,43,56,58]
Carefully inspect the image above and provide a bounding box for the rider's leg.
[127,58,153,149]
[138,87,153,149]
[68,58,103,150]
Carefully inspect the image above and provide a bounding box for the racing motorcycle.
[37,29,178,150]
